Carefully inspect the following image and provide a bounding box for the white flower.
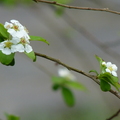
[4,22,13,29]
[2,19,33,54]
[102,61,118,77]
[0,40,15,55]
[11,36,32,53]
[58,67,76,81]
[4,19,30,39]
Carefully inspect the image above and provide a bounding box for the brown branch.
[35,52,120,99]
[106,109,120,120]
[33,0,120,15]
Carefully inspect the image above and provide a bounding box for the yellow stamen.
[20,37,27,45]
[13,25,19,31]
[108,66,113,72]
[4,41,13,48]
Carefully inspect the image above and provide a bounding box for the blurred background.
[0,0,120,120]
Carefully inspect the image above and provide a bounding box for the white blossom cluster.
[58,67,76,81]
[102,61,118,77]
[0,20,33,55]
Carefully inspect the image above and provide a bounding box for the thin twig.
[34,0,120,15]
[106,109,120,120]
[35,52,120,99]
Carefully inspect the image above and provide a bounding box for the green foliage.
[61,87,75,106]
[0,23,9,40]
[25,51,36,62]
[52,76,66,84]
[30,36,49,45]
[94,55,120,92]
[98,73,120,91]
[51,76,86,106]
[95,55,105,73]
[5,113,20,120]
[100,79,111,91]
[51,76,86,90]
[1,0,32,6]
[0,51,15,66]
[52,84,60,90]
[89,70,98,75]
[1,0,16,6]
[64,81,86,90]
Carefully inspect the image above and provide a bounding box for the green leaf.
[89,70,99,75]
[5,113,20,120]
[0,23,9,39]
[98,72,120,91]
[0,51,15,65]
[95,55,105,72]
[61,87,75,106]
[100,80,111,92]
[65,81,86,91]
[52,84,60,91]
[6,58,15,66]
[52,76,86,91]
[114,83,120,91]
[51,76,67,84]
[30,36,49,45]
[25,51,36,62]
[95,55,103,63]
[55,7,65,16]
[98,73,111,81]
[0,35,5,42]
[111,76,119,82]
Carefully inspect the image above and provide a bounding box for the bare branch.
[35,52,120,99]
[106,109,120,120]
[34,0,120,15]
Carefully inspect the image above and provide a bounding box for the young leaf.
[6,58,15,66]
[0,34,6,42]
[95,55,104,72]
[25,51,36,62]
[100,80,111,92]
[30,36,49,45]
[5,113,20,120]
[111,76,119,83]
[89,70,98,75]
[51,76,67,84]
[0,23,9,39]
[98,73,111,82]
[61,87,75,106]
[52,84,60,91]
[0,51,15,65]
[55,7,65,16]
[98,72,120,91]
[65,81,86,91]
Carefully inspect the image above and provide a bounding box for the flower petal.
[106,62,112,67]
[2,48,11,55]
[106,68,111,73]
[112,71,117,77]
[112,64,118,71]
[11,44,24,53]
[25,44,33,53]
